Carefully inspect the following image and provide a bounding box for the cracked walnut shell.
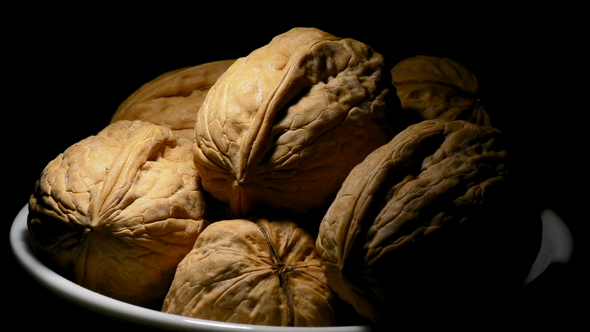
[316,119,508,322]
[27,120,209,308]
[163,218,336,327]
[193,27,394,218]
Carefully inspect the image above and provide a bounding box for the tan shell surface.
[27,120,209,308]
[391,55,490,126]
[316,119,508,322]
[163,218,335,327]
[194,27,394,218]
[111,60,235,140]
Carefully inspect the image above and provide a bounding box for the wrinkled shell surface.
[163,218,335,327]
[28,120,209,307]
[316,119,508,322]
[112,60,235,140]
[391,55,490,126]
[194,27,394,217]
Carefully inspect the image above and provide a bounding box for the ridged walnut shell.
[111,60,235,140]
[316,119,508,322]
[193,27,394,217]
[27,120,209,308]
[391,55,491,126]
[163,218,336,327]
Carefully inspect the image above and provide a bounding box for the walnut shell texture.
[194,27,394,218]
[27,120,209,308]
[163,218,336,327]
[391,55,491,126]
[111,60,235,140]
[316,119,508,322]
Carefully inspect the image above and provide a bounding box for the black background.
[4,5,586,330]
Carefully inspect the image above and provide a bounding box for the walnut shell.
[163,218,336,327]
[316,119,508,322]
[391,55,490,126]
[193,27,394,218]
[27,120,209,308]
[111,60,235,140]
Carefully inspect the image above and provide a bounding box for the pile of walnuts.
[27,27,522,327]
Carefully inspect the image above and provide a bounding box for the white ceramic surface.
[11,204,574,330]
[10,204,373,332]
[523,209,574,284]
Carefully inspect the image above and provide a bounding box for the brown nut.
[391,55,490,126]
[193,27,394,218]
[111,60,235,140]
[316,119,508,322]
[27,120,209,308]
[162,218,336,327]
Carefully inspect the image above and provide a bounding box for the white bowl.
[9,204,372,332]
[10,203,573,331]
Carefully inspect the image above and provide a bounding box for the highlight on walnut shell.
[391,55,491,126]
[316,118,508,323]
[111,60,236,141]
[27,120,210,308]
[162,218,336,327]
[193,27,395,218]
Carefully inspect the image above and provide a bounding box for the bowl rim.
[12,203,573,330]
[10,204,373,332]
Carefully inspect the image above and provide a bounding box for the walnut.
[193,27,395,218]
[111,60,235,140]
[316,119,508,323]
[27,120,209,308]
[391,55,491,126]
[163,218,336,327]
